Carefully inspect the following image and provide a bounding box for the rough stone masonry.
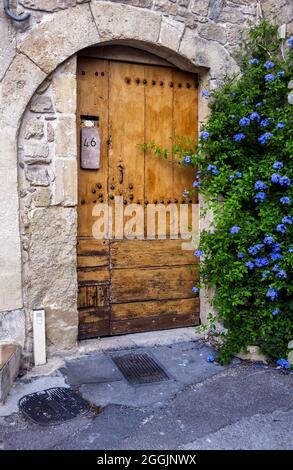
[0,0,292,366]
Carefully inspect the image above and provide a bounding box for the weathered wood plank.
[78,309,110,339]
[111,297,199,321]
[111,266,199,302]
[111,311,199,335]
[77,268,110,283]
[77,58,109,237]
[111,239,197,268]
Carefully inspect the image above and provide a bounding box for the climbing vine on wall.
[148,21,293,364]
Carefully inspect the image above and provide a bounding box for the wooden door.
[77,57,199,339]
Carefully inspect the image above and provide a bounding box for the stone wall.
[0,0,292,359]
[18,56,78,356]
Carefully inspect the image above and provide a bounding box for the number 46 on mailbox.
[80,116,101,170]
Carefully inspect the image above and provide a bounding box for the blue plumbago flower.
[183,155,192,164]
[272,161,283,170]
[229,225,241,234]
[244,99,250,105]
[248,243,264,255]
[193,181,200,188]
[250,111,261,121]
[207,355,215,363]
[271,173,280,183]
[276,224,287,233]
[249,58,260,65]
[272,242,281,252]
[237,252,245,258]
[282,215,292,225]
[272,264,279,272]
[255,257,269,267]
[260,119,270,127]
[229,175,235,182]
[276,122,286,129]
[200,131,209,140]
[192,286,199,294]
[272,308,280,316]
[235,171,242,178]
[255,102,262,107]
[277,358,290,369]
[254,192,266,202]
[258,132,273,144]
[239,117,250,126]
[201,90,209,98]
[270,252,283,261]
[276,269,287,279]
[279,176,291,187]
[288,247,293,253]
[264,60,274,69]
[262,270,270,279]
[254,180,267,190]
[194,250,204,257]
[280,197,291,204]
[277,71,285,77]
[233,133,246,142]
[182,189,189,198]
[264,235,274,245]
[267,287,278,301]
[288,37,293,48]
[246,261,255,270]
[264,74,275,82]
[207,164,219,175]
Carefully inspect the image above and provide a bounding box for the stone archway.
[0,2,238,354]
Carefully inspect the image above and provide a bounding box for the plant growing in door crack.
[145,21,293,365]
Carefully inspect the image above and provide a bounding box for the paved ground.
[0,333,292,450]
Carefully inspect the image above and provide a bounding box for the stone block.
[190,0,209,16]
[0,343,21,404]
[158,17,185,52]
[0,54,46,128]
[0,167,23,311]
[55,116,77,157]
[19,4,100,74]
[217,4,245,24]
[24,143,50,164]
[198,22,227,45]
[24,119,44,140]
[91,2,161,43]
[0,310,26,348]
[21,0,76,11]
[25,165,55,186]
[53,158,77,206]
[52,76,76,113]
[47,122,55,142]
[45,307,78,350]
[30,95,54,113]
[208,0,224,21]
[33,188,52,207]
[179,28,238,79]
[0,10,16,82]
[26,207,77,311]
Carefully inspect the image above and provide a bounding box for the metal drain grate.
[112,352,170,385]
[18,387,90,426]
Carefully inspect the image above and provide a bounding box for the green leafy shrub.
[148,22,293,364]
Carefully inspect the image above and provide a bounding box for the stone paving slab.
[62,354,123,386]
